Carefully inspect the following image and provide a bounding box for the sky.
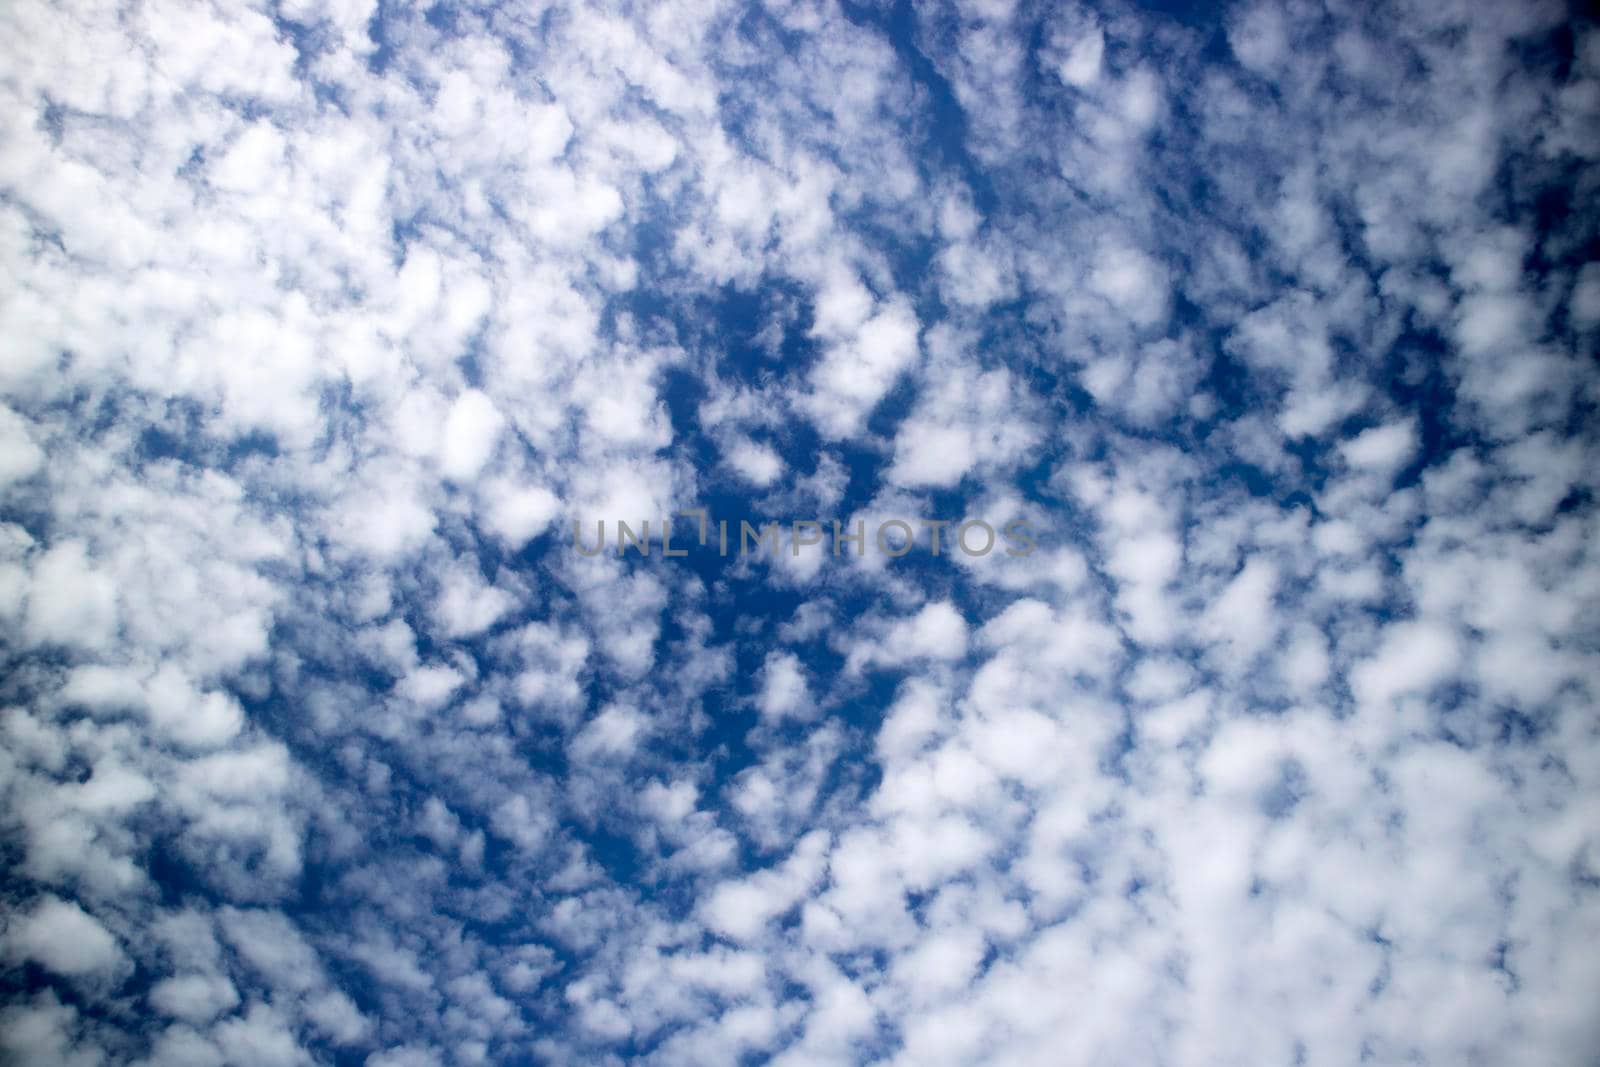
[1,0,1599,1064]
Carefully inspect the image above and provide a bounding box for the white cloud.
[482,481,562,548]
[569,703,648,762]
[846,600,971,673]
[432,560,515,639]
[1053,25,1104,88]
[703,830,830,942]
[1199,556,1280,670]
[886,348,1040,489]
[1340,420,1419,472]
[0,403,44,487]
[1572,262,1600,328]
[148,973,240,1025]
[757,652,812,722]
[2,0,1598,1063]
[5,896,127,981]
[725,438,785,487]
[440,389,506,482]
[1087,243,1170,329]
[803,298,920,439]
[1228,3,1289,74]
[1351,619,1462,707]
[24,540,119,650]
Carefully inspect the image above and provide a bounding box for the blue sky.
[2,0,1599,1064]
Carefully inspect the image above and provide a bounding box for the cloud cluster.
[2,0,1598,1064]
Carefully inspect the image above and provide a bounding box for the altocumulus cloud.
[2,0,1600,1064]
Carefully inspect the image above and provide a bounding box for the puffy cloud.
[148,974,241,1025]
[23,540,119,650]
[756,651,812,722]
[0,404,44,488]
[481,480,562,548]
[703,830,830,942]
[724,438,785,488]
[2,0,1598,1063]
[439,390,506,482]
[1340,420,1419,472]
[846,600,972,672]
[802,296,921,439]
[5,896,128,981]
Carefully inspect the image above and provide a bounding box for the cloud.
[2,0,1598,1063]
[439,389,506,483]
[702,830,830,942]
[1340,419,1419,473]
[846,600,972,672]
[885,341,1041,488]
[5,896,128,981]
[1351,618,1463,707]
[148,973,241,1025]
[23,540,119,650]
[802,295,921,439]
[0,404,44,488]
[725,438,785,487]
[481,480,562,548]
[757,651,813,722]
